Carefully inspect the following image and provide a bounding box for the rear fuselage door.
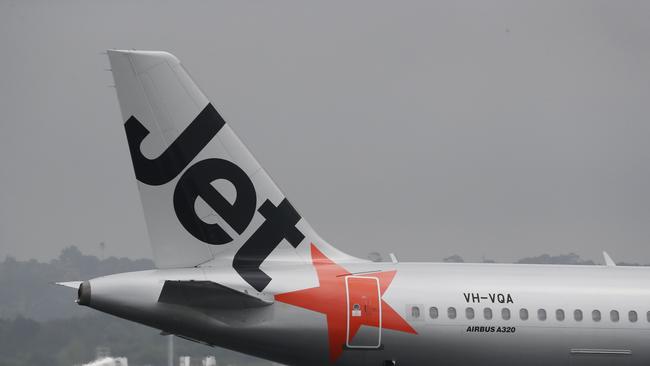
[345,275,382,348]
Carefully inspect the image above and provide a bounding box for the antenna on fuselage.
[602,251,616,267]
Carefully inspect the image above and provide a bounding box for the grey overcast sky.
[1,0,650,264]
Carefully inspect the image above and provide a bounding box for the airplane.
[57,50,650,366]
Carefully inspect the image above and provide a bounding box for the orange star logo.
[275,244,417,362]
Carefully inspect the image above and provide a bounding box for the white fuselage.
[83,261,650,366]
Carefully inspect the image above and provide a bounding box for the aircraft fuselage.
[82,260,650,366]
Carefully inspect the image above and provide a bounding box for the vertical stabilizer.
[107,50,356,291]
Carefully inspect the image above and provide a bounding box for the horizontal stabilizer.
[158,280,273,309]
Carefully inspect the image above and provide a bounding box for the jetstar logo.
[124,104,304,292]
[276,245,417,362]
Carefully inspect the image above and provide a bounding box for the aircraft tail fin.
[107,50,355,290]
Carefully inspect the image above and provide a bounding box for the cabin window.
[610,310,619,322]
[520,308,529,320]
[466,307,475,320]
[574,309,583,321]
[448,307,457,319]
[556,309,565,321]
[538,309,547,321]
[502,308,511,320]
[629,310,638,322]
[592,310,601,322]
[646,311,650,322]
[429,307,439,319]
[484,308,493,320]
[411,306,421,319]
